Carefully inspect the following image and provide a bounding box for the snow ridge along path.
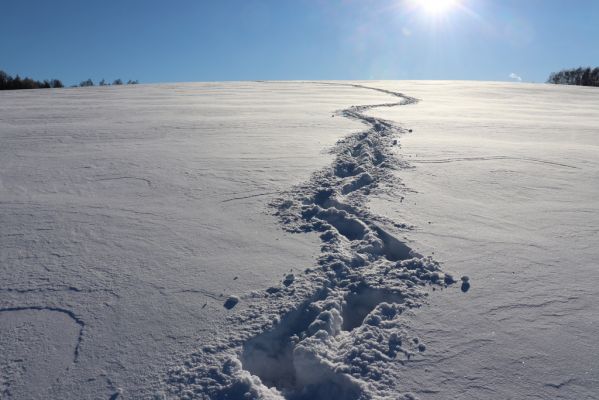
[167,84,457,400]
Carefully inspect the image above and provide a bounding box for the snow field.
[167,84,457,399]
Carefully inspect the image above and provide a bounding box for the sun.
[418,0,458,15]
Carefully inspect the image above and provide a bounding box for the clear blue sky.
[1,0,598,85]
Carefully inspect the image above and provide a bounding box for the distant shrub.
[126,79,139,85]
[79,78,94,87]
[99,79,107,86]
[547,67,599,87]
[112,78,123,85]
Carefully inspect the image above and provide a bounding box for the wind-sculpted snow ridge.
[167,84,456,400]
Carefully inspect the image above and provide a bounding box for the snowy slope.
[367,81,599,399]
[1,81,598,399]
[0,82,397,399]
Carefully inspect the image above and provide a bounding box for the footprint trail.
[167,83,455,400]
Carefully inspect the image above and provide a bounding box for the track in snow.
[0,306,84,363]
[167,83,457,400]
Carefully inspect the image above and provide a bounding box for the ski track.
[166,83,457,400]
[0,306,85,363]
[410,156,579,169]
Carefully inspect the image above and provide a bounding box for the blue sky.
[1,0,598,85]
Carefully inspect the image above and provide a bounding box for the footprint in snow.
[223,296,239,309]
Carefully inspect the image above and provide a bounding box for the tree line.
[0,70,63,90]
[547,67,599,87]
[1,69,140,91]
[78,78,138,87]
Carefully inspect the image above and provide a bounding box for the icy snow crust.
[167,84,454,400]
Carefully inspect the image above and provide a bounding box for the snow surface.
[1,81,598,399]
[367,81,599,399]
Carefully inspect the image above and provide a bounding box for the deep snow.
[1,81,598,399]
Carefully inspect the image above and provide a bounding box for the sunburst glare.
[419,0,458,15]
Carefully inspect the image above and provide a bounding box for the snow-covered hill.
[1,81,597,399]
